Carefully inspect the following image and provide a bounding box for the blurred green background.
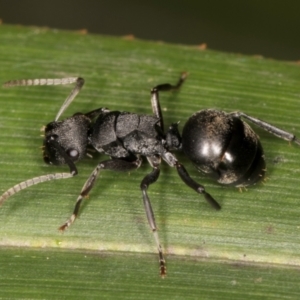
[0,0,299,61]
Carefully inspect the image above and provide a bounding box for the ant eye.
[67,149,79,160]
[49,134,58,141]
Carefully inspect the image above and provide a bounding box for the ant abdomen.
[182,109,266,187]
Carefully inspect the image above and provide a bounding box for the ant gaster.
[1,73,300,277]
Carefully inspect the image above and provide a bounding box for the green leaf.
[0,24,300,299]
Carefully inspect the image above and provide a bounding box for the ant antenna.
[0,173,73,206]
[3,77,84,121]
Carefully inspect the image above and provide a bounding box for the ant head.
[43,113,91,166]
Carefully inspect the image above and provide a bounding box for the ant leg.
[3,77,84,121]
[162,152,221,210]
[176,162,221,210]
[231,112,300,145]
[59,157,142,231]
[141,155,166,277]
[150,72,188,131]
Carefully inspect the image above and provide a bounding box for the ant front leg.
[140,155,167,277]
[150,72,188,131]
[59,157,142,231]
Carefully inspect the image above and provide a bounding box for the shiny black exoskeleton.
[182,109,265,187]
[181,108,300,188]
[1,73,299,277]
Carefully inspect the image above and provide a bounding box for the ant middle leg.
[150,72,188,131]
[140,155,167,277]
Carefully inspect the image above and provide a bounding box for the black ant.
[1,73,299,276]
